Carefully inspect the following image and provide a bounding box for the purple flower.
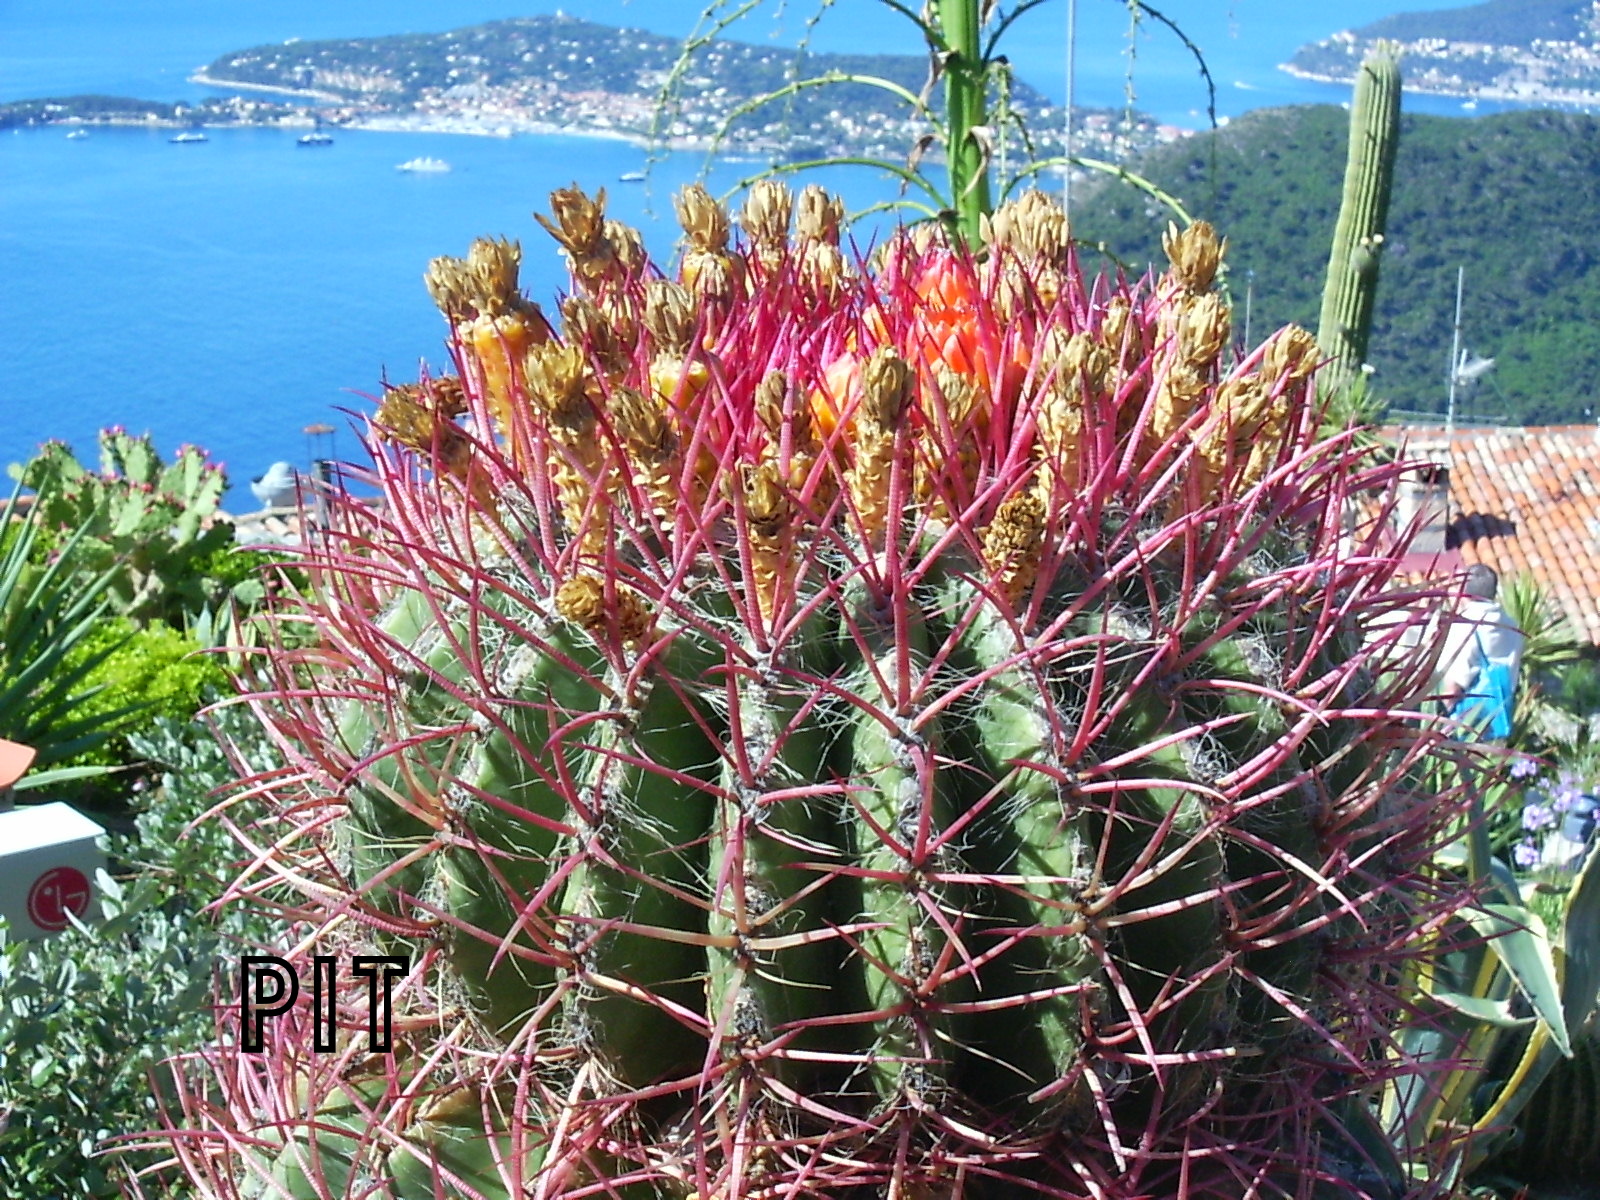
[1510,757,1541,781]
[1514,840,1541,869]
[1522,803,1557,833]
[1553,785,1583,814]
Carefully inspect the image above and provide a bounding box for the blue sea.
[0,0,1533,504]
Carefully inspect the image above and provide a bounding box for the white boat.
[619,170,646,182]
[396,156,451,173]
[297,131,334,146]
[65,128,89,140]
[169,130,208,144]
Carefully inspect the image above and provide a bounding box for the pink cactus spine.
[148,182,1476,1200]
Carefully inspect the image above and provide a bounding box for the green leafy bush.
[0,708,285,1200]
[55,620,230,769]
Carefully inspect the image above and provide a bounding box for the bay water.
[0,0,1518,502]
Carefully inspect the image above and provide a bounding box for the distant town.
[1285,0,1600,107]
[0,13,1183,165]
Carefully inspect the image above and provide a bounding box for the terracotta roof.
[1394,425,1600,644]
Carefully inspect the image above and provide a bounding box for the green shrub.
[0,708,285,1200]
[55,620,230,770]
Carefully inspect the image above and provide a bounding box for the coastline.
[189,71,768,150]
[15,105,736,155]
[346,111,664,146]
[1278,61,1600,109]
[189,72,344,102]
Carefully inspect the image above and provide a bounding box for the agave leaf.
[1423,989,1534,1029]
[11,764,116,791]
[1463,851,1600,1172]
[1555,839,1600,1029]
[1460,902,1570,1057]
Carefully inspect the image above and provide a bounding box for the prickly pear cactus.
[13,428,233,623]
[160,185,1465,1199]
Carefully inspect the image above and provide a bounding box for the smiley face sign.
[26,866,94,933]
[1,801,105,939]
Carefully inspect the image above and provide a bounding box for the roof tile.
[1391,426,1600,643]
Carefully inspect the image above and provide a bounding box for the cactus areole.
[169,185,1466,1199]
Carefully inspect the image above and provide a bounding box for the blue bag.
[1451,629,1515,740]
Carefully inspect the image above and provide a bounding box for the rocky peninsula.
[2,14,1180,162]
[1284,0,1600,108]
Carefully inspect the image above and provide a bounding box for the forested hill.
[1353,0,1591,44]
[1071,105,1600,426]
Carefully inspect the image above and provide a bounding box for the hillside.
[1287,0,1600,103]
[1071,105,1600,426]
[1358,0,1591,45]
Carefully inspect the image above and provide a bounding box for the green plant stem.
[937,0,990,245]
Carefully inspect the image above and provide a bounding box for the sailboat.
[297,115,334,146]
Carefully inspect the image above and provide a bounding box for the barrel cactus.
[157,183,1467,1199]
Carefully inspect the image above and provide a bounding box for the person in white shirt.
[1435,564,1524,738]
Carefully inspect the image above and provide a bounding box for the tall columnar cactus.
[159,186,1469,1199]
[1316,43,1401,393]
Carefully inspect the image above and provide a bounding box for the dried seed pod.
[424,254,476,321]
[524,342,599,436]
[375,383,471,473]
[916,365,982,520]
[555,573,651,644]
[1162,220,1226,294]
[755,371,789,439]
[982,492,1046,607]
[677,184,730,254]
[986,189,1071,267]
[859,347,912,433]
[610,385,680,520]
[644,281,698,358]
[539,186,609,260]
[1263,324,1321,387]
[1176,292,1231,370]
[796,185,844,246]
[847,348,912,542]
[738,459,793,623]
[561,295,633,377]
[741,180,793,268]
[604,219,647,279]
[1036,331,1102,499]
[537,186,620,287]
[466,238,524,317]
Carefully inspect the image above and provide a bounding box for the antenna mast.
[1445,265,1464,471]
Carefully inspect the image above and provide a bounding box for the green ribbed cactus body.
[932,568,1095,1113]
[169,189,1467,1200]
[1317,43,1402,390]
[704,667,851,1084]
[556,674,717,1086]
[847,597,978,1103]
